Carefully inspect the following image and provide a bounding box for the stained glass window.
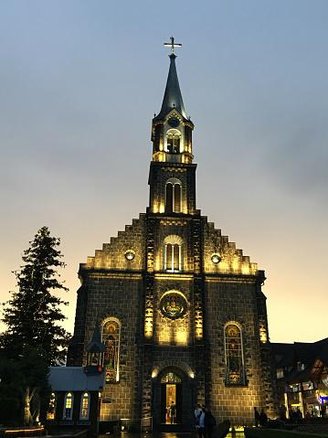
[161,372,182,383]
[63,392,73,420]
[102,319,120,384]
[224,324,245,385]
[80,392,90,420]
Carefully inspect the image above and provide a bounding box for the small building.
[272,338,328,419]
[47,366,105,437]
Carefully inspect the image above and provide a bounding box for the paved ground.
[99,431,245,438]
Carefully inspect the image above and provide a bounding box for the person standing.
[194,403,202,426]
[259,408,268,427]
[197,407,206,438]
[254,407,260,427]
[169,401,176,424]
[204,408,216,438]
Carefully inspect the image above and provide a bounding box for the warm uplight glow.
[151,368,159,378]
[5,428,44,434]
[158,328,171,344]
[195,324,203,340]
[152,200,165,213]
[175,329,188,345]
[189,370,195,378]
[144,318,153,338]
[259,326,268,343]
[241,263,250,275]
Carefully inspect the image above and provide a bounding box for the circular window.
[211,253,221,264]
[160,292,187,320]
[125,250,135,261]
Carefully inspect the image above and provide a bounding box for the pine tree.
[1,226,70,365]
[0,227,70,425]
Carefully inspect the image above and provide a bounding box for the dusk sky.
[1,1,327,343]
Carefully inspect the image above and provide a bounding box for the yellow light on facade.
[144,318,153,338]
[259,326,267,343]
[151,368,159,378]
[189,370,195,378]
[241,263,250,275]
[158,329,171,344]
[175,330,188,346]
[195,324,203,340]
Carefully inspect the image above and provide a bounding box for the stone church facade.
[67,47,275,430]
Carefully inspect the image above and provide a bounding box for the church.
[67,39,275,431]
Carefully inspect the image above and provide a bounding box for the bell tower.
[148,38,196,215]
[68,37,275,431]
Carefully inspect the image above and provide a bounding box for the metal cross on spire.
[164,36,182,54]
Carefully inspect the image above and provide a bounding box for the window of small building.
[80,392,90,420]
[224,323,246,385]
[276,368,284,379]
[63,392,74,420]
[47,392,56,420]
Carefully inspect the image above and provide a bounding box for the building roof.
[154,54,187,121]
[272,338,328,368]
[272,338,328,384]
[49,366,105,391]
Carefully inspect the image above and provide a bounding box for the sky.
[0,0,327,343]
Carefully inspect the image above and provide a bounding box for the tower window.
[224,323,246,385]
[165,181,181,213]
[166,130,181,154]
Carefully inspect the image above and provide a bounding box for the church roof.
[154,54,187,121]
[49,366,104,391]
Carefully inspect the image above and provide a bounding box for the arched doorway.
[152,367,194,431]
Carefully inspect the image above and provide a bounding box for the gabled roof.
[86,322,105,353]
[49,366,104,391]
[154,54,187,121]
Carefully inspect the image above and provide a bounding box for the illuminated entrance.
[161,372,182,424]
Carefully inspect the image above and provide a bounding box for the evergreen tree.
[1,226,70,365]
[0,227,70,425]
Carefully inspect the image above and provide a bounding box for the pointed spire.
[86,321,105,353]
[155,53,187,120]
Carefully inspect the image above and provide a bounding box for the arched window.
[102,318,121,384]
[164,235,183,272]
[63,392,74,420]
[166,130,181,153]
[165,179,181,213]
[161,372,182,383]
[165,244,181,271]
[47,392,56,420]
[80,392,90,420]
[224,323,245,385]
